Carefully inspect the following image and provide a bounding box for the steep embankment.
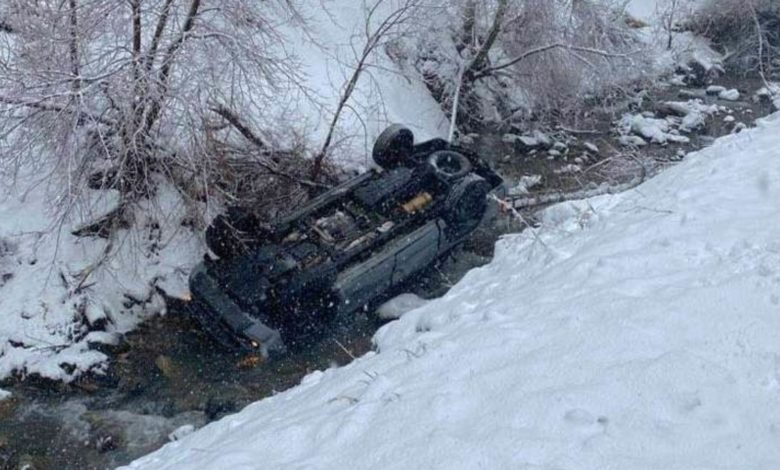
[126,114,780,469]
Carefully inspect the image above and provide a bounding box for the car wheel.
[443,175,490,237]
[427,150,472,182]
[373,124,414,169]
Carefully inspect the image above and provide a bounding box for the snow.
[661,99,720,132]
[719,89,741,101]
[0,177,201,382]
[376,294,430,321]
[619,113,690,144]
[0,388,10,401]
[125,113,780,469]
[168,425,196,442]
[508,175,543,197]
[277,1,448,170]
[756,83,780,110]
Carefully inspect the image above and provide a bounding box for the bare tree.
[414,0,645,133]
[691,0,780,78]
[0,0,304,229]
[311,0,421,181]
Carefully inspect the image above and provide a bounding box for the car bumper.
[188,263,285,357]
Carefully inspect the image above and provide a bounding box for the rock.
[583,142,599,154]
[554,164,582,175]
[723,115,735,123]
[547,149,561,158]
[509,131,554,152]
[168,424,196,442]
[686,58,722,87]
[706,85,726,95]
[679,89,707,100]
[687,61,708,86]
[507,174,543,197]
[668,74,687,86]
[532,130,553,149]
[205,396,237,420]
[657,101,690,117]
[457,134,475,145]
[719,89,740,101]
[618,135,647,147]
[552,141,568,152]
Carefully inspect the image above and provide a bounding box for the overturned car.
[186,125,502,356]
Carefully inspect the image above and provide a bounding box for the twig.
[490,194,549,250]
[334,339,357,360]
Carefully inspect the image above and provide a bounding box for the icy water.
[0,77,775,470]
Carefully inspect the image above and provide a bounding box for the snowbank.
[126,116,780,468]
[0,178,200,382]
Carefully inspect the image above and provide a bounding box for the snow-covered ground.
[125,113,780,467]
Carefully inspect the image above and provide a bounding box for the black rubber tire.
[443,175,490,237]
[373,124,414,169]
[427,150,472,182]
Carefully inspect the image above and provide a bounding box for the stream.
[0,75,775,470]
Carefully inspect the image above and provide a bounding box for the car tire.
[443,175,490,236]
[373,124,414,169]
[427,150,472,182]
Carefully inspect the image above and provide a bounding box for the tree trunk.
[68,0,81,98]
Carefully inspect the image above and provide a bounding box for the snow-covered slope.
[125,112,780,469]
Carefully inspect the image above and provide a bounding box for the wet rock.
[706,85,726,95]
[168,424,195,442]
[509,130,553,152]
[95,433,122,453]
[583,142,599,154]
[618,135,647,147]
[686,59,722,87]
[86,409,207,456]
[719,89,740,101]
[668,74,687,87]
[501,133,522,144]
[678,89,707,100]
[731,122,748,134]
[657,101,691,117]
[205,396,237,420]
